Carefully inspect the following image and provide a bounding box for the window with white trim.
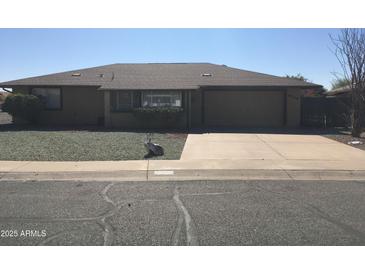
[142,91,182,107]
[31,87,61,110]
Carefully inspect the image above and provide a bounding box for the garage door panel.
[204,91,285,127]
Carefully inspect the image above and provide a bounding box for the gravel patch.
[0,111,12,125]
[321,129,365,151]
[0,129,187,161]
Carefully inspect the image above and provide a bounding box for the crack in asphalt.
[253,184,365,243]
[181,191,237,196]
[99,182,121,246]
[33,182,121,246]
[101,182,117,207]
[37,229,79,246]
[171,207,184,246]
[354,181,365,186]
[0,200,160,223]
[98,217,115,246]
[305,204,365,244]
[173,186,199,246]
[4,180,364,246]
[180,187,259,198]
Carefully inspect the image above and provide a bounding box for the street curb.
[1,169,365,182]
[0,170,147,182]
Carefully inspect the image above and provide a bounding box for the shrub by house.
[2,93,44,124]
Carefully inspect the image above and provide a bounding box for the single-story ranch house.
[0,63,321,128]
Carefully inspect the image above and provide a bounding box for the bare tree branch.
[331,29,365,137]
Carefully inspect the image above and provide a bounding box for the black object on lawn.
[144,133,164,158]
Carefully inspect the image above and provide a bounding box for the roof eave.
[97,87,200,91]
[0,83,103,88]
[199,84,322,89]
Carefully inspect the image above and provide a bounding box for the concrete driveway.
[180,133,365,161]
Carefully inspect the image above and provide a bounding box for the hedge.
[2,94,44,123]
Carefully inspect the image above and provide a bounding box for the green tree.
[285,73,308,82]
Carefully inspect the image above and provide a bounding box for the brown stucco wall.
[41,86,104,125]
[14,86,104,126]
[286,88,302,127]
[11,86,302,128]
[203,90,285,127]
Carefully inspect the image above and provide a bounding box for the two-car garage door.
[204,90,285,127]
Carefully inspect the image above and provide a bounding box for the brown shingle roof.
[0,63,321,90]
[325,85,351,96]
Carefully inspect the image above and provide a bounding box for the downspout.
[201,89,205,128]
[284,90,288,126]
[104,90,111,128]
[184,91,190,130]
[188,91,192,130]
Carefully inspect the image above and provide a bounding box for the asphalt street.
[0,179,365,245]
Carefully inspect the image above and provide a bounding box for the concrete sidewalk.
[1,158,365,181]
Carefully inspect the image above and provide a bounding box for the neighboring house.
[324,85,351,97]
[302,85,353,128]
[303,87,326,97]
[0,63,321,128]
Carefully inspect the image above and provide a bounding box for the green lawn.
[0,130,187,161]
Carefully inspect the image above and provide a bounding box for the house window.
[114,91,133,111]
[31,87,61,110]
[142,91,182,107]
